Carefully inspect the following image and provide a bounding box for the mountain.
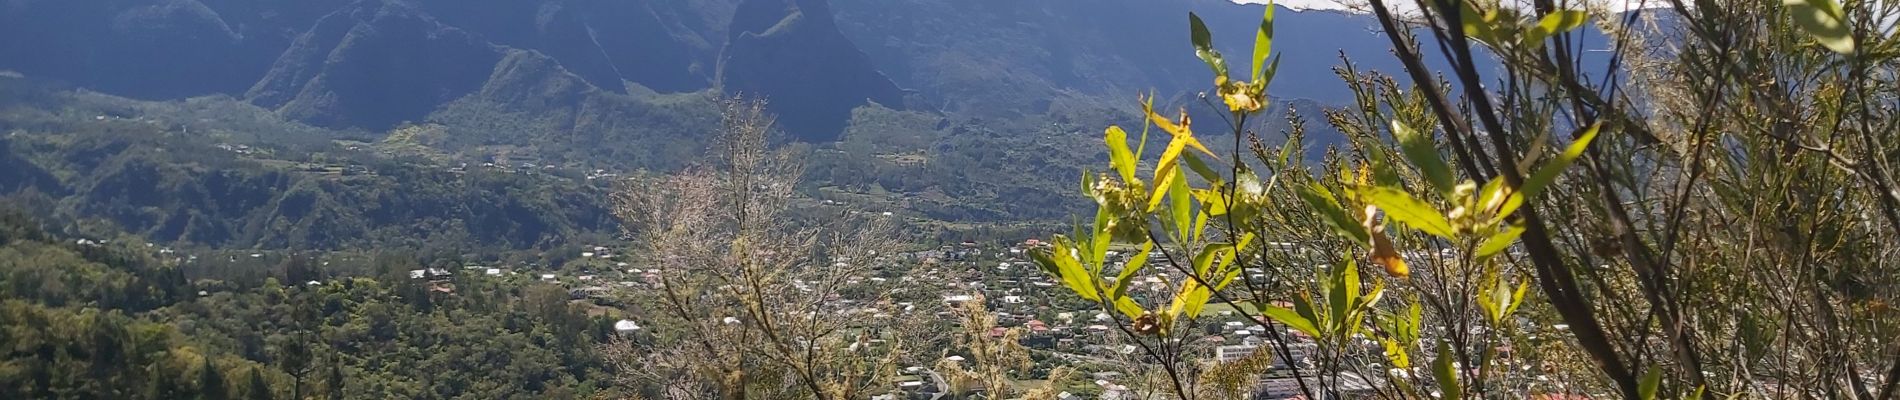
[826,0,1549,116]
[0,0,1416,139]
[0,0,350,98]
[0,0,1614,243]
[718,0,906,141]
[409,0,734,94]
[246,1,503,130]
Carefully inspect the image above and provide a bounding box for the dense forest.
[0,207,624,399]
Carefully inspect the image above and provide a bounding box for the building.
[1217,343,1267,364]
[613,320,642,335]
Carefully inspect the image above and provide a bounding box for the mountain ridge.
[4,0,1392,142]
[718,0,906,140]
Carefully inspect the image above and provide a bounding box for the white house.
[613,320,642,333]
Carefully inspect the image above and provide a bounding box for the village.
[379,235,1385,400]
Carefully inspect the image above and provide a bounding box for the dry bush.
[604,97,914,400]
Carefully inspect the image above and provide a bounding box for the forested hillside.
[0,209,623,399]
[0,76,619,251]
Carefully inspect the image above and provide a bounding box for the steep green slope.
[428,50,719,170]
[247,2,504,131]
[1,76,618,251]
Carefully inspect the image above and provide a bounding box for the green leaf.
[1188,13,1228,78]
[1480,272,1527,323]
[1638,367,1663,400]
[1182,152,1226,185]
[1349,283,1385,336]
[1327,264,1351,334]
[1341,259,1362,306]
[1360,282,1385,309]
[1168,167,1193,240]
[1520,123,1600,198]
[1475,223,1526,258]
[1169,278,1214,318]
[1192,242,1237,278]
[1134,99,1155,158]
[1144,99,1218,158]
[1392,120,1456,195]
[1292,294,1323,336]
[1090,208,1112,270]
[1383,339,1411,368]
[1080,169,1095,200]
[1521,9,1588,49]
[1405,301,1422,342]
[1110,241,1154,300]
[1360,186,1456,238]
[1251,1,1276,82]
[1105,126,1138,183]
[1505,278,1530,317]
[1029,237,1100,301]
[1785,0,1855,55]
[1261,304,1320,338]
[1478,273,1505,323]
[1478,177,1525,222]
[1297,184,1370,244]
[1276,132,1298,166]
[1194,189,1229,216]
[1360,144,1403,188]
[1260,55,1282,91]
[1113,297,1145,320]
[1143,106,1215,213]
[1192,191,1217,237]
[1433,342,1463,400]
[1458,0,1500,46]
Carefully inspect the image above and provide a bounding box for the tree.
[1027,0,1900,399]
[604,96,915,399]
[272,330,314,400]
[323,356,344,400]
[148,364,190,399]
[281,254,319,284]
[245,368,272,400]
[199,358,228,400]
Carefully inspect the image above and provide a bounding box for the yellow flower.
[1223,90,1261,113]
[1218,80,1265,113]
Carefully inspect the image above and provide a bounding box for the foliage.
[0,77,621,251]
[1027,0,1900,399]
[601,97,927,399]
[0,208,618,399]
